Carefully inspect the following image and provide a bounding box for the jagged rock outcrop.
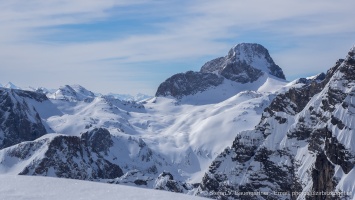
[197,46,355,200]
[155,71,224,98]
[156,43,285,99]
[0,126,185,189]
[81,128,113,154]
[4,128,123,180]
[292,72,326,85]
[0,88,48,149]
[154,172,185,193]
[201,43,285,81]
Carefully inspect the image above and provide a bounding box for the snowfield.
[43,87,283,183]
[0,175,208,200]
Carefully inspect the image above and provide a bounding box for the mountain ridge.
[196,45,355,199]
[156,43,287,104]
[0,88,48,149]
[200,43,285,80]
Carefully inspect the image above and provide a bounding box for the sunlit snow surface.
[0,75,289,186]
[0,175,208,200]
[2,75,286,184]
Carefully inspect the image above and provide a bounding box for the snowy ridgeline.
[195,46,355,199]
[0,175,208,200]
[0,82,153,102]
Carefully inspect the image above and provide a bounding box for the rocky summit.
[156,43,286,100]
[200,43,285,81]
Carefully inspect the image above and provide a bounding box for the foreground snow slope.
[0,175,208,200]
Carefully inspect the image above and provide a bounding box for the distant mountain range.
[2,82,21,89]
[0,43,354,200]
[0,82,152,102]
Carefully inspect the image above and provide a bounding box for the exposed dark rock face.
[304,127,354,200]
[200,57,226,73]
[134,179,148,186]
[81,128,113,154]
[308,152,335,200]
[293,72,326,85]
[201,43,286,80]
[154,172,186,193]
[219,61,263,83]
[197,46,355,199]
[155,71,224,98]
[268,82,323,116]
[1,124,184,190]
[7,128,123,180]
[156,43,285,99]
[0,88,47,149]
[324,130,354,174]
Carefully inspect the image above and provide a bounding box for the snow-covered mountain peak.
[347,45,355,58]
[229,43,286,80]
[4,82,20,89]
[350,45,355,52]
[201,43,286,80]
[48,84,95,102]
[156,43,287,103]
[69,84,95,97]
[336,45,355,75]
[229,43,271,66]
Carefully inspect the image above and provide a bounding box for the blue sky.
[0,0,354,95]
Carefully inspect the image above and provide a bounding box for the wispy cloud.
[0,0,354,94]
